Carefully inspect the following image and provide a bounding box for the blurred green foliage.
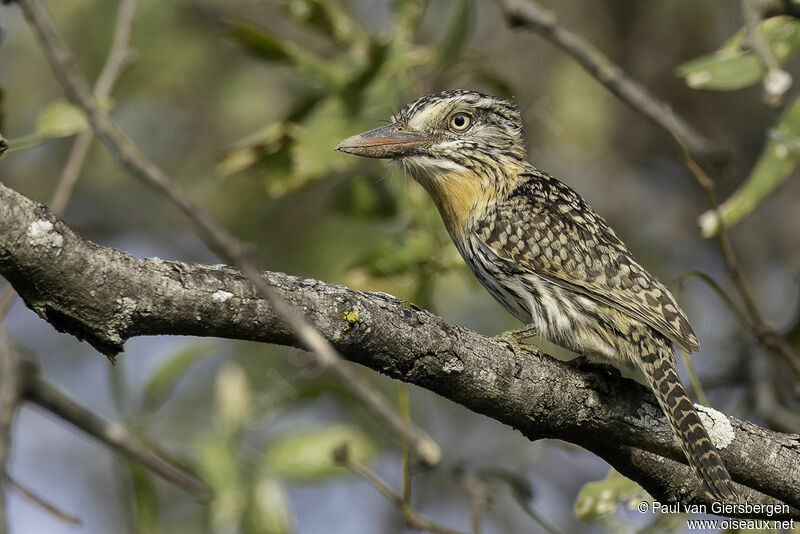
[678,16,800,236]
[4,1,800,533]
[190,361,377,534]
[699,95,800,236]
[677,17,800,91]
[214,0,477,302]
[574,469,650,521]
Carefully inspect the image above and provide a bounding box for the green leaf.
[359,229,433,277]
[392,0,428,42]
[437,0,473,63]
[227,19,292,61]
[245,478,293,534]
[214,361,252,431]
[286,97,355,185]
[341,39,391,113]
[226,18,343,85]
[330,175,398,219]
[217,146,262,178]
[35,99,88,139]
[262,424,376,482]
[574,469,650,521]
[198,437,247,531]
[126,462,160,534]
[698,94,800,236]
[676,16,800,91]
[142,343,213,411]
[282,0,366,48]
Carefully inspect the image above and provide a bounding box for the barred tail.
[637,338,738,501]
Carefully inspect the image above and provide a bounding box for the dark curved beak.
[335,123,429,159]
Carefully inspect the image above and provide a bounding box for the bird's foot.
[492,325,538,358]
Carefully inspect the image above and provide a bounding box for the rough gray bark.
[1,181,798,517]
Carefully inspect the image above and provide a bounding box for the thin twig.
[50,0,135,216]
[15,0,248,260]
[14,0,440,465]
[497,0,723,163]
[333,444,467,534]
[23,367,212,499]
[6,474,81,526]
[0,328,23,534]
[0,0,136,320]
[675,271,750,330]
[679,349,709,406]
[463,466,564,534]
[740,0,792,105]
[753,379,800,432]
[398,383,412,503]
[677,136,800,381]
[455,470,490,534]
[1,337,212,500]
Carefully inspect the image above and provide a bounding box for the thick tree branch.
[1,182,798,517]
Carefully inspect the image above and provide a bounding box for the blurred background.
[1,0,799,532]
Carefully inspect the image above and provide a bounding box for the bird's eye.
[449,112,472,132]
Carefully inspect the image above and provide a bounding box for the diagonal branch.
[496,0,724,163]
[678,146,800,381]
[1,181,798,517]
[22,362,212,499]
[333,443,467,534]
[13,0,439,466]
[0,338,210,499]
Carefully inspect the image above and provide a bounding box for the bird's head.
[336,90,529,237]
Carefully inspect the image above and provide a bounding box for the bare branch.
[49,0,136,217]
[1,326,212,500]
[1,182,798,516]
[677,142,800,382]
[740,0,793,105]
[332,444,467,534]
[6,475,81,527]
[497,0,724,163]
[13,0,439,466]
[0,328,23,534]
[22,362,212,499]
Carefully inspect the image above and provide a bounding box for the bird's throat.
[415,169,499,242]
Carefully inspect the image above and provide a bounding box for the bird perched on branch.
[336,89,737,501]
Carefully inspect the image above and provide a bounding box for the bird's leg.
[492,325,538,357]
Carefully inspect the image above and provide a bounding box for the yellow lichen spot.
[341,309,359,332]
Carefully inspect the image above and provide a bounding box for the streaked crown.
[392,90,527,175]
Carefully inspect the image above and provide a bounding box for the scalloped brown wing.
[473,173,699,353]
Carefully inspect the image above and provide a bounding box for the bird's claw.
[492,325,538,358]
